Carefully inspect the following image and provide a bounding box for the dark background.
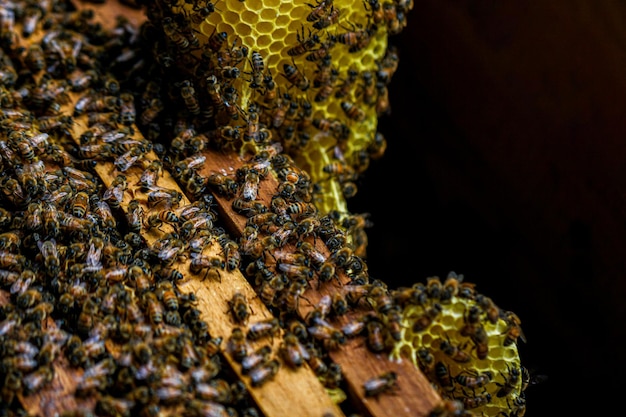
[350,1,626,415]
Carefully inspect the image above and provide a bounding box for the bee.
[114,145,146,172]
[189,0,216,24]
[434,361,455,390]
[509,393,527,417]
[227,327,249,362]
[241,345,272,375]
[37,238,60,277]
[277,261,313,281]
[140,98,164,125]
[190,254,225,281]
[228,291,251,325]
[456,370,493,389]
[247,317,281,341]
[282,63,310,91]
[102,174,127,210]
[306,0,333,22]
[23,366,54,394]
[232,198,268,217]
[279,332,311,368]
[0,231,21,252]
[208,30,228,52]
[287,202,317,218]
[162,16,190,50]
[463,392,492,410]
[461,306,489,359]
[243,104,262,144]
[249,358,280,387]
[308,322,346,351]
[377,46,399,83]
[503,311,527,346]
[496,364,521,398]
[340,100,366,122]
[439,337,471,363]
[138,160,163,190]
[314,5,341,29]
[205,75,224,108]
[68,191,90,219]
[364,314,387,352]
[117,92,136,126]
[520,366,548,392]
[42,201,60,237]
[24,43,46,72]
[207,172,238,198]
[258,274,286,306]
[411,303,443,332]
[287,28,320,57]
[241,168,261,201]
[146,187,183,210]
[363,371,398,397]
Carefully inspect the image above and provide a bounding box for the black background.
[348,1,626,415]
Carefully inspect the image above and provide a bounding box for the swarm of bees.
[136,0,406,219]
[0,0,533,417]
[389,272,531,416]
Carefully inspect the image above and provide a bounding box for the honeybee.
[189,0,216,24]
[461,306,489,359]
[249,358,280,387]
[340,100,366,122]
[0,231,21,252]
[509,393,527,417]
[520,366,548,392]
[178,80,200,115]
[308,321,346,351]
[366,285,394,315]
[241,345,272,374]
[287,28,320,57]
[232,198,268,217]
[146,187,183,210]
[190,254,225,281]
[502,311,527,346]
[247,317,281,341]
[313,6,341,30]
[258,274,286,306]
[411,303,443,333]
[439,337,471,364]
[463,392,492,410]
[363,371,398,397]
[140,98,164,126]
[456,370,493,389]
[207,172,239,198]
[227,327,249,362]
[240,168,261,201]
[23,366,54,394]
[279,332,311,368]
[377,46,399,83]
[37,238,60,277]
[195,379,233,404]
[207,30,228,52]
[102,174,127,210]
[228,291,251,325]
[433,361,455,390]
[287,202,317,218]
[0,250,26,272]
[282,63,310,91]
[277,262,313,281]
[162,16,190,50]
[306,0,333,22]
[365,314,387,352]
[496,364,521,398]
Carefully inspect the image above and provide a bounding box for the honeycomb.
[388,274,527,416]
[147,0,406,215]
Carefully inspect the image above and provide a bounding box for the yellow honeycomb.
[161,0,405,214]
[389,275,526,416]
